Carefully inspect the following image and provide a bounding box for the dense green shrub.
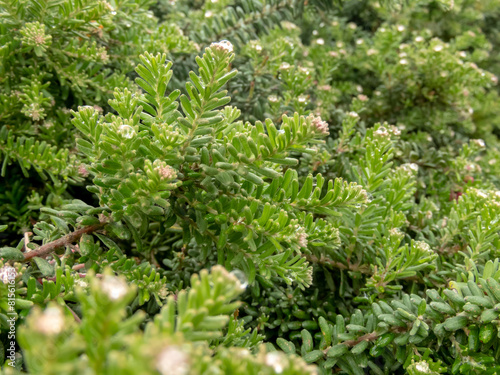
[0,0,194,233]
[2,0,500,374]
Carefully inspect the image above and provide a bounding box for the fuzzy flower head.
[408,359,433,374]
[308,115,329,135]
[210,40,233,54]
[20,22,52,50]
[35,306,65,336]
[156,346,189,375]
[400,163,419,174]
[471,139,485,148]
[265,352,287,374]
[268,95,279,103]
[153,160,177,180]
[100,275,128,301]
[414,240,432,254]
[388,125,401,136]
[0,265,16,284]
[294,225,308,248]
[279,62,291,70]
[78,164,89,177]
[389,228,404,242]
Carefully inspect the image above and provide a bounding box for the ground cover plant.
[1,0,500,374]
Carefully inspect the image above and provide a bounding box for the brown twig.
[23,221,108,261]
[343,331,379,347]
[305,254,372,275]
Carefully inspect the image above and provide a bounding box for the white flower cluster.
[265,352,286,374]
[156,346,189,375]
[268,95,279,103]
[400,163,419,174]
[296,226,308,248]
[0,265,16,284]
[153,160,177,180]
[308,115,329,135]
[101,275,128,301]
[414,360,432,374]
[279,62,291,70]
[36,306,65,335]
[210,40,233,53]
[414,241,432,254]
[389,228,403,239]
[470,139,485,148]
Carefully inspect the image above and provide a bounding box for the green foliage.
[2,0,500,374]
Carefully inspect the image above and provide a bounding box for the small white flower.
[315,38,325,45]
[356,39,364,45]
[154,160,177,180]
[401,163,418,174]
[329,51,339,58]
[415,241,431,254]
[268,95,279,103]
[399,58,408,65]
[415,36,424,43]
[204,10,213,17]
[298,95,307,103]
[367,48,378,56]
[296,227,308,248]
[389,228,402,237]
[249,41,262,52]
[279,62,291,70]
[309,115,329,135]
[265,352,286,374]
[210,40,233,53]
[78,164,89,177]
[348,111,359,118]
[37,306,65,335]
[348,22,357,30]
[156,346,189,375]
[101,275,128,301]
[475,190,488,199]
[433,44,443,52]
[75,279,88,288]
[388,125,401,136]
[415,360,431,373]
[471,139,485,148]
[336,41,344,48]
[312,30,318,36]
[0,265,16,284]
[397,25,405,32]
[298,67,310,75]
